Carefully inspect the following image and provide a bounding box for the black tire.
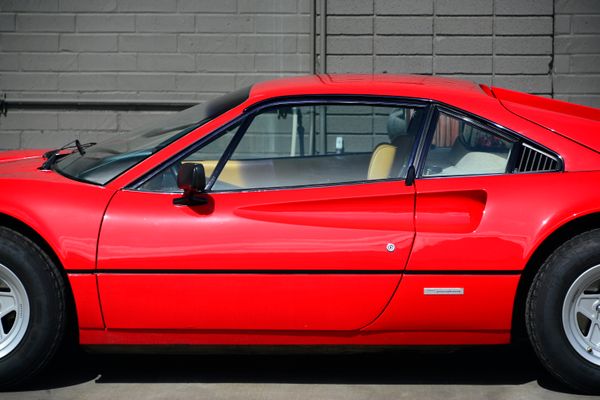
[527,229,600,394]
[0,227,66,388]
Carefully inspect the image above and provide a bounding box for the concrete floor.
[2,345,597,400]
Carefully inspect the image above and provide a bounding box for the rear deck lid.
[491,86,600,152]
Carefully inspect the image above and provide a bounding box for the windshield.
[55,86,251,185]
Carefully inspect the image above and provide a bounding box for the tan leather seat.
[367,109,411,180]
[184,160,247,188]
[367,144,397,180]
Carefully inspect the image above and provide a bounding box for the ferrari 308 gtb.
[0,75,599,392]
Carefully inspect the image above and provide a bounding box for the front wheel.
[0,227,66,387]
[527,229,600,394]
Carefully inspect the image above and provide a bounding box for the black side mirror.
[174,163,208,206]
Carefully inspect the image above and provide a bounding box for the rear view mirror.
[174,163,208,206]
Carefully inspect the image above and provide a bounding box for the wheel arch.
[0,212,79,340]
[512,212,600,343]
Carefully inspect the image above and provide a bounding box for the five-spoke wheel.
[0,227,65,388]
[528,229,600,394]
[562,264,600,367]
[0,264,30,359]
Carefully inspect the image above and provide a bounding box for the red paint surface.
[366,275,519,331]
[410,172,600,272]
[98,182,415,271]
[492,86,600,153]
[0,157,114,271]
[98,274,400,331]
[68,274,105,329]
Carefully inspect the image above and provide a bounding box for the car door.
[96,99,428,332]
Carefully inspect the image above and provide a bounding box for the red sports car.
[0,75,599,392]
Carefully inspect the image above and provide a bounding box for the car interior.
[205,107,424,191]
[423,113,513,177]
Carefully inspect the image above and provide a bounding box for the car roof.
[250,74,489,105]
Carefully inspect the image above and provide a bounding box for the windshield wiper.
[39,140,96,171]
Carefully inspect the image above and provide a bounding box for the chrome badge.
[424,288,465,295]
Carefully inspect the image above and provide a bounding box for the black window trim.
[128,95,432,192]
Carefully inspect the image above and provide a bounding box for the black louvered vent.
[516,144,559,173]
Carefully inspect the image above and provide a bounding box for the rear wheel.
[0,227,66,387]
[527,229,600,394]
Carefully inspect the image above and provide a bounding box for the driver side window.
[209,103,425,191]
[139,102,427,193]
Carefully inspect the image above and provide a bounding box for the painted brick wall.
[0,0,599,151]
[0,0,310,149]
[325,0,554,93]
[553,0,600,107]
